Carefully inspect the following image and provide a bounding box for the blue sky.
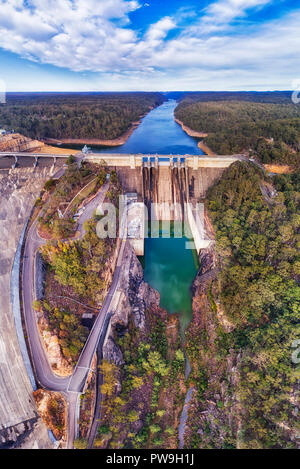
[0,0,299,91]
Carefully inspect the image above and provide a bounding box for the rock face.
[33,389,66,443]
[0,167,53,448]
[103,242,159,364]
[38,315,73,376]
[192,243,217,295]
[0,133,43,152]
[103,336,124,366]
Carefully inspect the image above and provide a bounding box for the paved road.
[21,179,126,448]
[76,182,109,237]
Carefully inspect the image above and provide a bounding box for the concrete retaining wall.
[10,218,36,390]
[186,203,212,254]
[34,251,46,301]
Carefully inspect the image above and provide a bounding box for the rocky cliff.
[103,242,160,365]
[0,133,44,153]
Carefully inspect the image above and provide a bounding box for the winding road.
[21,180,127,448]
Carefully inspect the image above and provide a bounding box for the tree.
[128,410,139,423]
[149,424,160,434]
[100,361,118,397]
[143,351,169,377]
[32,300,42,312]
[131,376,144,389]
[73,438,88,449]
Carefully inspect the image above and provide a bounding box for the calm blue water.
[143,236,199,331]
[95,99,204,155]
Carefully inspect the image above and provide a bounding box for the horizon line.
[4,90,294,93]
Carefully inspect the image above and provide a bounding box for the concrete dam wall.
[115,164,227,253]
[0,167,53,449]
[117,164,225,207]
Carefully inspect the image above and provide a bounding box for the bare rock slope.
[0,133,43,153]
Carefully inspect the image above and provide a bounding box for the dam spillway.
[118,160,226,218]
[118,159,224,261]
[142,165,187,220]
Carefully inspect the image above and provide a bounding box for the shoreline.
[174,118,208,139]
[41,115,148,149]
[174,118,216,156]
[196,140,216,156]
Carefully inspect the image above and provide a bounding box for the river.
[105,99,198,440]
[90,99,204,155]
[117,99,200,330]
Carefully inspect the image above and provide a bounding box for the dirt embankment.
[37,314,74,377]
[263,164,293,174]
[174,118,208,139]
[174,118,216,155]
[0,133,42,152]
[197,141,217,156]
[0,132,79,155]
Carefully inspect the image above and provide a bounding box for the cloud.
[203,0,272,24]
[146,17,176,42]
[0,0,141,71]
[0,0,299,90]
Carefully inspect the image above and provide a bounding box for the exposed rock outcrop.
[33,389,66,443]
[37,315,73,376]
[0,133,43,152]
[103,242,160,364]
[103,336,124,366]
[192,244,217,295]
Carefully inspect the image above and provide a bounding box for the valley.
[0,92,299,450]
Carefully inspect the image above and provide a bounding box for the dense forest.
[176,91,294,104]
[186,162,300,448]
[175,95,300,165]
[0,92,165,140]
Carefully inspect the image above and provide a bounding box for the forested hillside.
[175,96,300,166]
[0,92,165,140]
[186,162,300,448]
[175,91,293,104]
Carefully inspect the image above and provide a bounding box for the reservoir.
[100,99,201,328]
[142,236,199,331]
[95,99,204,155]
